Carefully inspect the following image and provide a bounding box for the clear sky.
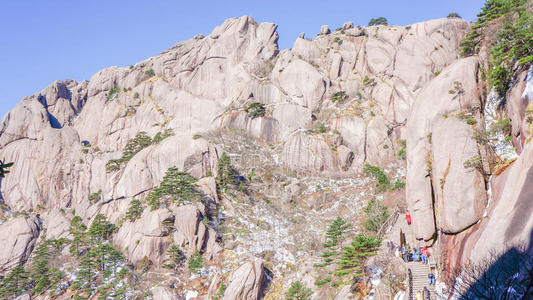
[0,0,486,119]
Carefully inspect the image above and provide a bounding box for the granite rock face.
[0,14,531,299]
[0,217,40,276]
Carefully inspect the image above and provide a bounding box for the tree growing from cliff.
[125,199,144,221]
[0,160,13,178]
[368,17,388,26]
[335,235,381,279]
[147,168,202,210]
[162,245,186,270]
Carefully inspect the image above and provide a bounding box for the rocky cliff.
[0,9,532,299]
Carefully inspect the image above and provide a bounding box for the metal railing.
[377,204,401,239]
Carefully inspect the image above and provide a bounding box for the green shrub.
[447,13,461,18]
[331,91,347,102]
[362,76,375,86]
[368,17,388,26]
[188,250,203,273]
[314,277,331,286]
[246,102,266,118]
[333,37,343,46]
[363,164,390,192]
[466,119,478,125]
[89,189,102,202]
[318,123,327,133]
[107,87,119,100]
[133,92,139,99]
[391,180,406,190]
[287,281,313,300]
[214,282,226,300]
[192,134,202,140]
[397,140,406,160]
[145,69,155,77]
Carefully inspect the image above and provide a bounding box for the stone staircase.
[407,261,435,299]
[378,209,438,300]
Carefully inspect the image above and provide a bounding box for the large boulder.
[222,259,266,300]
[406,57,484,240]
[0,216,40,276]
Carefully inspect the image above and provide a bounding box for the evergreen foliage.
[162,245,186,270]
[335,235,381,279]
[147,167,202,210]
[105,131,174,172]
[447,13,462,18]
[0,266,29,298]
[286,281,313,300]
[362,198,390,233]
[363,164,390,192]
[246,102,266,118]
[125,199,144,221]
[70,214,124,296]
[188,250,203,273]
[459,0,532,96]
[368,17,388,26]
[216,152,235,191]
[0,160,13,178]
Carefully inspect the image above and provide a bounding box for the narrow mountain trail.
[378,212,436,300]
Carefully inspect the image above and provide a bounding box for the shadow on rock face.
[450,229,533,299]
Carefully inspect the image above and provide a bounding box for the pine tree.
[188,250,203,273]
[335,235,381,278]
[286,281,313,300]
[147,168,202,210]
[163,245,185,270]
[125,199,143,221]
[362,198,389,233]
[216,152,235,190]
[320,217,350,265]
[0,266,29,298]
[69,216,87,256]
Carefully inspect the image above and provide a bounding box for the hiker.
[423,287,430,300]
[428,273,435,285]
[416,290,423,300]
[412,248,420,262]
[405,210,412,225]
[421,246,429,264]
[401,246,409,262]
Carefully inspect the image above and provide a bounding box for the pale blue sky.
[0,0,486,118]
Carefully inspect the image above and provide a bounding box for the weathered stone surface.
[222,259,266,300]
[0,216,40,276]
[152,286,179,300]
[281,132,340,172]
[406,57,483,241]
[432,117,486,233]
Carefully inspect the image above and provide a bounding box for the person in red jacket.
[406,210,412,225]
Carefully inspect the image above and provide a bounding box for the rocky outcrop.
[222,259,266,300]
[406,57,485,241]
[152,286,179,300]
[0,216,40,276]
